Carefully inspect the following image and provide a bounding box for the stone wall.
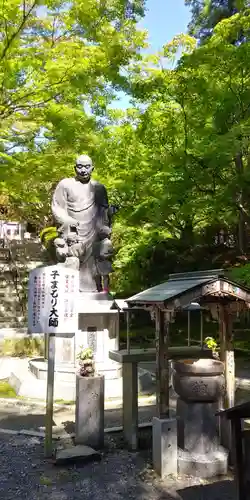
[0,241,45,331]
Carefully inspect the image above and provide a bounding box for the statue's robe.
[51,177,111,292]
[52,177,109,244]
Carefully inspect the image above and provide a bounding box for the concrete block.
[123,362,138,450]
[152,417,178,478]
[75,374,104,449]
[55,445,101,465]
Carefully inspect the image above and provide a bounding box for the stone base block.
[30,358,121,383]
[176,399,220,451]
[55,445,101,465]
[94,362,122,380]
[29,358,76,382]
[9,370,77,401]
[152,417,178,478]
[178,447,228,478]
[75,374,104,449]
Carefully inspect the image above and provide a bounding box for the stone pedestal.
[152,417,178,478]
[48,292,120,376]
[77,311,120,380]
[173,358,228,478]
[177,399,228,477]
[29,292,121,400]
[46,292,120,373]
[75,374,104,449]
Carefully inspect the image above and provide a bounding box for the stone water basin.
[172,358,225,402]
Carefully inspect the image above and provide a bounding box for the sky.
[141,0,191,52]
[112,0,191,108]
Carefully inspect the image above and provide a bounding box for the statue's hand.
[69,221,79,232]
[67,231,79,245]
[58,221,79,234]
[58,221,79,245]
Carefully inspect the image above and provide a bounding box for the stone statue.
[51,155,114,293]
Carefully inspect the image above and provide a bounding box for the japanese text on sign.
[28,265,79,334]
[49,269,59,328]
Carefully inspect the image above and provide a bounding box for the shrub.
[76,346,95,377]
[0,336,44,357]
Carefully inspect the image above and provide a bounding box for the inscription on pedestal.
[87,326,97,353]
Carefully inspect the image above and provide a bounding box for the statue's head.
[75,155,94,183]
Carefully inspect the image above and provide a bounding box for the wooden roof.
[126,269,250,310]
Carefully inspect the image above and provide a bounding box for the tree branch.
[0,66,75,118]
[51,14,57,48]
[0,0,39,61]
[0,92,62,120]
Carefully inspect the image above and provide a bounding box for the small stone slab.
[54,445,101,465]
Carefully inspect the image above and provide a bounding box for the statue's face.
[75,159,93,182]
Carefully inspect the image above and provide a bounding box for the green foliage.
[0,381,17,398]
[40,226,58,246]
[185,0,247,41]
[92,10,250,294]
[0,0,147,225]
[76,346,95,377]
[0,336,44,357]
[204,336,219,358]
[40,225,58,261]
[3,3,250,298]
[204,336,218,351]
[228,264,250,287]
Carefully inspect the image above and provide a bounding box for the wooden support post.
[219,303,235,456]
[219,304,226,365]
[200,310,203,347]
[44,332,49,360]
[219,304,235,410]
[155,308,169,419]
[187,310,190,347]
[126,310,130,354]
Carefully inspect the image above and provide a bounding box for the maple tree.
[2,2,250,294]
[0,0,146,223]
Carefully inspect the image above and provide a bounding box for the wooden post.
[187,310,190,347]
[219,303,235,456]
[155,307,169,418]
[200,310,203,347]
[219,303,226,364]
[44,332,55,458]
[219,304,235,409]
[126,310,130,354]
[44,332,49,360]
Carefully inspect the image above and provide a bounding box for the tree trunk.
[180,218,194,246]
[235,153,245,254]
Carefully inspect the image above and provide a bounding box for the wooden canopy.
[126,269,250,419]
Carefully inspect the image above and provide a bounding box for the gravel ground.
[0,432,238,500]
[0,356,249,499]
